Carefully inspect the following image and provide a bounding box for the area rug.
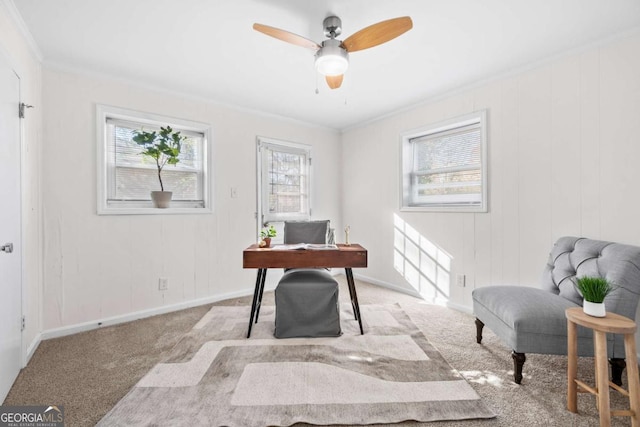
[98,303,495,426]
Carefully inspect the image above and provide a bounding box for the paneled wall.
[41,68,342,331]
[342,33,640,349]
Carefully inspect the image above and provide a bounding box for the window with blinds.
[106,119,204,203]
[257,137,311,224]
[401,111,487,212]
[97,105,212,214]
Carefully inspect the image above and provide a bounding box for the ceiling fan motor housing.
[323,16,342,38]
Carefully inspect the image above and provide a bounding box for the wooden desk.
[243,244,368,338]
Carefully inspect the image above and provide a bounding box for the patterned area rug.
[98,303,495,426]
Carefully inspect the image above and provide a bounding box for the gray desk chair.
[274,220,342,338]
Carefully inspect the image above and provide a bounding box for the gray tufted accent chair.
[472,236,640,384]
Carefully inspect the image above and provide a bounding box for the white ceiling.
[12,0,640,130]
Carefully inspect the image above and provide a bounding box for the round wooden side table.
[565,307,640,427]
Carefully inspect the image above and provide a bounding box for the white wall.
[342,32,640,352]
[0,1,43,361]
[41,67,342,331]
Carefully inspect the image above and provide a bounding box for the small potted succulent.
[132,126,186,208]
[259,225,277,248]
[574,276,615,317]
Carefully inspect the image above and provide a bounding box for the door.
[0,51,22,403]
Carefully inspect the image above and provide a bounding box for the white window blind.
[401,111,487,212]
[106,118,205,205]
[411,123,482,205]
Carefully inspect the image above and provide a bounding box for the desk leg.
[344,268,358,320]
[345,268,364,335]
[247,268,266,338]
[255,268,268,324]
[345,272,357,321]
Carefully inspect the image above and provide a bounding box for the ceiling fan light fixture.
[254,15,412,88]
[315,39,349,76]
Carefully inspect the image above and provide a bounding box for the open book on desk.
[272,243,339,250]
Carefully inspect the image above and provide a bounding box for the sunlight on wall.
[393,214,451,303]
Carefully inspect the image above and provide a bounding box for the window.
[257,137,311,228]
[97,105,212,214]
[400,110,487,212]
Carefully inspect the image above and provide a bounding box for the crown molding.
[342,25,640,134]
[1,0,43,62]
[43,59,341,134]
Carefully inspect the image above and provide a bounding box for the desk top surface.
[243,243,367,269]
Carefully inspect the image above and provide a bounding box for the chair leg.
[512,351,526,384]
[609,358,626,387]
[475,318,484,344]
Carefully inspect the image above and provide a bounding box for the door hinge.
[21,315,25,331]
[19,103,34,119]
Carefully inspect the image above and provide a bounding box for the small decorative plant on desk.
[132,126,185,208]
[259,225,277,248]
[575,276,615,317]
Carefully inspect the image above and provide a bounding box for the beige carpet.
[97,303,495,426]
[4,277,636,426]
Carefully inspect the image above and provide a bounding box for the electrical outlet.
[456,274,466,287]
[158,277,169,291]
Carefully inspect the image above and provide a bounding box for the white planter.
[151,191,172,208]
[583,300,606,317]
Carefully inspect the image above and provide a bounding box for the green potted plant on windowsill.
[259,225,277,248]
[132,126,185,208]
[574,276,615,317]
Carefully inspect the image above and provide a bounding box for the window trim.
[96,104,213,215]
[256,136,312,236]
[400,110,488,212]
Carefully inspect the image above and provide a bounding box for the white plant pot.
[151,191,172,208]
[583,300,606,317]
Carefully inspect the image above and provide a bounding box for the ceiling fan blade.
[253,23,320,51]
[325,75,344,90]
[343,16,413,53]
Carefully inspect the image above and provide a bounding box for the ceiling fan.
[253,15,413,89]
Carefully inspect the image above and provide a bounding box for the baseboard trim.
[24,332,42,366]
[40,286,270,341]
[350,273,423,299]
[447,301,473,315]
[350,273,478,316]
